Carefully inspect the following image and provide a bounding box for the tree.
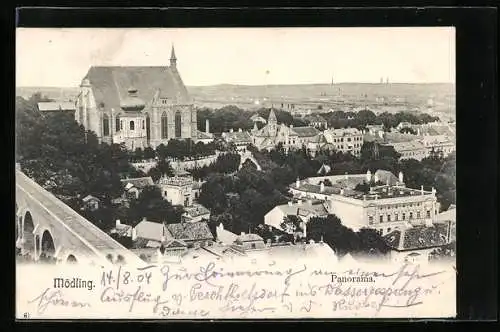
[280,215,303,234]
[129,186,183,225]
[399,127,417,135]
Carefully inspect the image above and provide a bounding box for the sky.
[16,27,455,87]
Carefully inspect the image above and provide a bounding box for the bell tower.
[170,44,177,69]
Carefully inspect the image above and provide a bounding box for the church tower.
[268,108,278,136]
[170,45,177,69]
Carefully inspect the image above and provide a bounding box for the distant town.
[15,46,456,266]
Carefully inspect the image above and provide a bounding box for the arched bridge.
[16,170,142,266]
[238,151,262,171]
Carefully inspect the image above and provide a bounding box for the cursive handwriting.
[28,288,90,315]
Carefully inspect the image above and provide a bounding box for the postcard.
[16,27,456,319]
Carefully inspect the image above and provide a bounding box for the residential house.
[221,129,253,152]
[182,203,211,223]
[165,221,214,247]
[82,194,100,211]
[120,176,154,200]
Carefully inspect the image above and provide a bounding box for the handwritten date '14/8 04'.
[101,265,153,289]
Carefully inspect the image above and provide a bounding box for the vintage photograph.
[15,27,456,319]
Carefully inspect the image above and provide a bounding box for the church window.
[161,112,168,139]
[120,120,123,130]
[115,115,120,131]
[130,121,135,130]
[142,120,145,129]
[103,114,110,136]
[175,111,182,138]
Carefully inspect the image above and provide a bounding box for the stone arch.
[40,230,56,259]
[23,211,35,253]
[66,254,78,264]
[238,153,262,171]
[175,111,182,138]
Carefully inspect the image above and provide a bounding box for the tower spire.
[170,44,177,68]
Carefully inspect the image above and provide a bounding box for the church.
[74,46,210,150]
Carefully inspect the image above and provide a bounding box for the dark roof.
[290,126,320,137]
[121,176,154,189]
[83,66,191,112]
[37,102,76,112]
[235,233,264,243]
[166,221,214,241]
[383,223,450,251]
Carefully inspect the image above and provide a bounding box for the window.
[379,215,384,223]
[115,116,121,131]
[130,121,135,130]
[120,120,123,130]
[103,114,110,136]
[387,228,391,233]
[417,211,421,219]
[387,214,391,222]
[409,212,413,219]
[175,111,182,138]
[347,138,351,142]
[426,210,431,218]
[142,120,145,129]
[368,216,373,224]
[251,243,256,249]
[395,213,399,221]
[402,213,406,220]
[161,112,168,139]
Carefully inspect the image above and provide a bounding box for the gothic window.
[120,121,123,130]
[115,115,121,131]
[130,121,135,130]
[175,111,182,138]
[146,114,151,141]
[426,210,431,218]
[161,112,168,139]
[142,120,145,129]
[103,114,110,136]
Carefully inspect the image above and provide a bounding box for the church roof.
[82,66,191,112]
[268,109,277,123]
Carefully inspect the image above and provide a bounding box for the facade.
[304,114,328,129]
[322,128,364,156]
[385,140,428,161]
[157,175,194,207]
[420,135,455,157]
[221,129,252,152]
[251,109,320,151]
[120,176,154,200]
[75,46,203,150]
[289,171,441,235]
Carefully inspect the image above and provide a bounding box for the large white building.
[322,128,364,156]
[289,170,441,236]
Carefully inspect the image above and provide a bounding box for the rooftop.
[385,140,426,151]
[222,131,252,143]
[134,220,167,243]
[121,176,154,189]
[383,222,451,251]
[235,233,264,243]
[158,176,193,187]
[275,200,329,217]
[37,101,76,112]
[166,221,214,242]
[290,126,320,137]
[184,204,210,218]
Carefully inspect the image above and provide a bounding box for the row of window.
[379,202,426,210]
[332,136,362,143]
[368,210,434,224]
[102,111,184,138]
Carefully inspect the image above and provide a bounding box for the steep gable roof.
[166,221,214,241]
[83,66,192,112]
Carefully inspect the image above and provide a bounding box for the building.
[251,109,320,151]
[383,222,452,263]
[157,175,194,207]
[322,128,364,156]
[82,195,100,211]
[365,124,384,135]
[221,129,253,152]
[420,135,455,157]
[264,199,329,235]
[289,170,441,235]
[110,219,134,238]
[304,114,328,129]
[182,203,211,223]
[385,140,428,161]
[215,223,239,245]
[120,176,154,200]
[133,219,168,247]
[75,46,205,149]
[37,101,76,117]
[165,221,214,247]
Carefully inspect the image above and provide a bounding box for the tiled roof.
[82,194,100,202]
[222,131,252,143]
[184,204,210,218]
[166,221,214,241]
[121,177,154,189]
[275,201,329,218]
[290,126,320,137]
[83,66,191,112]
[37,101,76,112]
[383,222,450,251]
[386,140,426,151]
[291,182,340,195]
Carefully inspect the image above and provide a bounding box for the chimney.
[288,201,293,206]
[142,217,147,222]
[218,222,224,230]
[432,187,436,195]
[374,174,379,183]
[131,228,137,241]
[303,222,307,239]
[116,219,121,227]
[296,177,300,188]
[230,128,234,133]
[290,124,293,128]
[421,185,424,194]
[241,232,246,236]
[340,189,345,195]
[366,169,371,182]
[398,171,404,183]
[238,128,242,132]
[205,119,210,134]
[320,182,325,193]
[344,172,349,180]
